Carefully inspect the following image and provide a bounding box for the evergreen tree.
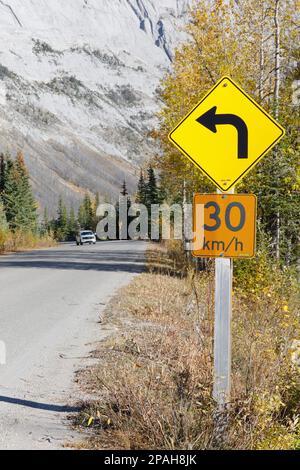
[116,181,132,239]
[121,180,128,196]
[41,207,50,235]
[85,194,94,229]
[145,166,159,209]
[136,170,147,205]
[3,152,37,232]
[77,203,85,230]
[78,194,94,230]
[3,155,19,226]
[0,201,8,230]
[157,184,167,205]
[67,206,78,240]
[56,197,68,240]
[0,154,5,196]
[0,200,9,248]
[15,152,37,230]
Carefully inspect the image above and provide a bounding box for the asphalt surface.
[0,240,146,449]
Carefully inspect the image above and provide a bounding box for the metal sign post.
[213,188,234,409]
[213,256,232,407]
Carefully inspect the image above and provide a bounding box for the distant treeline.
[0,151,162,247]
[43,165,161,241]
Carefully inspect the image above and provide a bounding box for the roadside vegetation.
[74,243,300,450]
[0,152,55,253]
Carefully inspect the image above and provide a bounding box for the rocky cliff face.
[0,0,190,211]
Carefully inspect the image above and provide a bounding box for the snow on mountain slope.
[0,0,190,211]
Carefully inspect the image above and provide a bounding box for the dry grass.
[74,244,300,450]
[0,230,56,254]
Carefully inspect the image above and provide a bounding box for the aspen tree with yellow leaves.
[157,0,299,264]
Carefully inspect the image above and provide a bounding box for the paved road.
[0,240,146,449]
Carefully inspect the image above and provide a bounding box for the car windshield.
[81,231,93,236]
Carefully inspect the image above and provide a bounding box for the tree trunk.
[274,0,281,121]
[258,1,265,103]
[274,0,281,260]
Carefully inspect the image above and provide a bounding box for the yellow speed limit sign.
[192,194,257,258]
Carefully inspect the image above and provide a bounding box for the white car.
[76,230,96,246]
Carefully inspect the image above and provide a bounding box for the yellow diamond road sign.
[169,76,285,192]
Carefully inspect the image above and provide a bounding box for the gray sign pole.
[213,189,234,408]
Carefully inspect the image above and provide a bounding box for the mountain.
[0,0,190,212]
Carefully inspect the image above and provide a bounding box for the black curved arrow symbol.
[196,106,248,159]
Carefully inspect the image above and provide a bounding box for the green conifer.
[145,165,159,208]
[67,206,77,240]
[136,170,147,205]
[56,197,68,240]
[78,194,94,230]
[3,152,37,232]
